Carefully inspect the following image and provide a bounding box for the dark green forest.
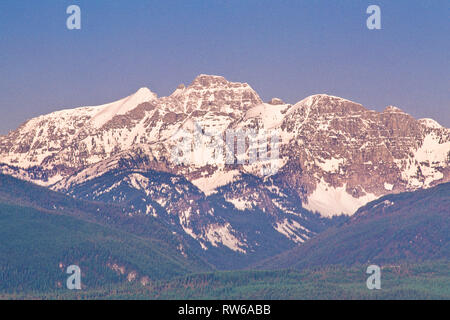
[2,261,449,300]
[0,203,204,293]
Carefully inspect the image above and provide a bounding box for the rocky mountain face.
[1,74,449,265]
[63,168,333,268]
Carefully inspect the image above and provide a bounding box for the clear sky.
[0,0,449,134]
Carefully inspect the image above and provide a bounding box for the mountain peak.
[134,87,157,100]
[419,118,443,129]
[190,74,239,88]
[90,87,157,128]
[304,94,354,104]
[291,94,365,114]
[383,105,405,113]
[170,74,263,112]
[268,98,285,105]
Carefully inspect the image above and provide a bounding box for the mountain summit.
[169,74,262,113]
[90,87,157,128]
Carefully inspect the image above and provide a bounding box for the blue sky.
[0,0,449,134]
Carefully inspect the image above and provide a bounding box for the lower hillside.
[0,202,207,294]
[256,182,450,270]
[2,260,449,299]
[1,175,448,299]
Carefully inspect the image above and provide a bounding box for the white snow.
[419,118,443,129]
[90,88,157,128]
[384,182,394,191]
[373,199,394,209]
[384,105,405,113]
[289,94,356,114]
[244,103,290,130]
[316,157,345,173]
[225,197,254,211]
[191,169,240,195]
[204,223,246,253]
[274,219,309,243]
[397,133,450,188]
[127,173,150,190]
[303,179,378,217]
[414,133,450,165]
[180,220,246,253]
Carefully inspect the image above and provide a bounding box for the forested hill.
[255,182,450,270]
[0,174,211,293]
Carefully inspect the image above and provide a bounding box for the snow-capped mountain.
[1,74,449,263]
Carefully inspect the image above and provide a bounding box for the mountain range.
[0,74,449,281]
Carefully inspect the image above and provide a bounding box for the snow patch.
[274,219,309,243]
[204,223,246,253]
[225,197,254,211]
[90,88,157,128]
[419,118,443,129]
[415,133,450,165]
[397,133,450,188]
[191,169,240,195]
[304,179,378,217]
[384,183,394,191]
[316,157,344,173]
[244,103,290,130]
